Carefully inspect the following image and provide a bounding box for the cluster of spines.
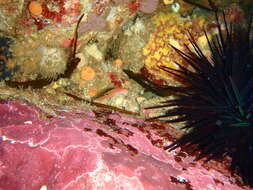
[147,4,253,186]
[125,1,253,186]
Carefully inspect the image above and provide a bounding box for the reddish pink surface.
[78,12,107,33]
[139,0,159,13]
[0,100,247,190]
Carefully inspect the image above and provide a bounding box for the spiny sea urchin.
[158,5,253,187]
[126,0,253,187]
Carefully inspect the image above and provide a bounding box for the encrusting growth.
[5,14,84,89]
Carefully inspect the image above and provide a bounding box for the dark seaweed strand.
[63,91,140,116]
[61,14,84,78]
[5,14,84,89]
[144,5,253,186]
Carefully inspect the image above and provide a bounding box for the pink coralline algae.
[113,0,131,4]
[139,0,159,14]
[77,0,158,33]
[113,0,158,13]
[78,13,107,33]
[0,99,248,190]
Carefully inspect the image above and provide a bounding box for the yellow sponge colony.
[143,12,206,79]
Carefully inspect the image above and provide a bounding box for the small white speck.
[28,141,38,148]
[10,140,16,144]
[2,136,7,141]
[171,2,180,12]
[24,121,32,124]
[40,185,47,190]
[176,176,188,183]
[216,120,222,126]
[106,7,117,21]
[131,18,145,34]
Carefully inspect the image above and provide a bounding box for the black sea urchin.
[126,1,253,187]
[156,7,253,187]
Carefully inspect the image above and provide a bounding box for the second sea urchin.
[126,0,253,187]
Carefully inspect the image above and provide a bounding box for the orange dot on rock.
[116,17,124,24]
[88,89,98,97]
[29,1,43,16]
[80,66,95,81]
[114,59,123,67]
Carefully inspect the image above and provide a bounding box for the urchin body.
[152,8,253,187]
[125,2,253,187]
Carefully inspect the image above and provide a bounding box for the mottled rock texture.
[0,100,247,190]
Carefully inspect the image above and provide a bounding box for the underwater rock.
[0,100,247,190]
[139,0,159,13]
[78,12,107,33]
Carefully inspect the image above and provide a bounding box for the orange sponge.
[80,66,95,81]
[29,1,43,16]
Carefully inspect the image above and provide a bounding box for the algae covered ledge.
[0,0,217,115]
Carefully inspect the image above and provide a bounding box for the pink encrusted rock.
[113,0,158,13]
[78,12,107,33]
[112,0,131,4]
[139,0,159,14]
[0,100,248,190]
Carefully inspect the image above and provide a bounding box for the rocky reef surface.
[1,0,253,189]
[0,99,247,190]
